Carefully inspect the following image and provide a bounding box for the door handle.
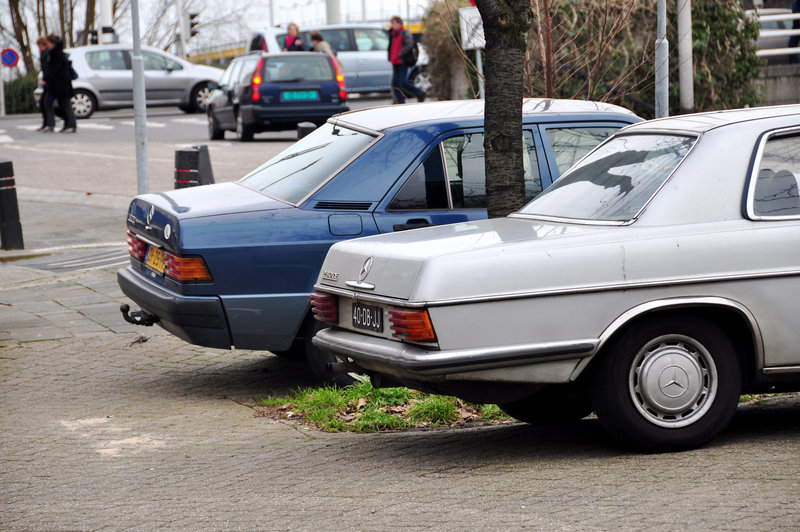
[393,219,433,232]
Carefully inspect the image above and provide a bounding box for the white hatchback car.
[36,44,222,118]
[312,104,800,451]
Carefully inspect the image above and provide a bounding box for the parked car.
[311,104,800,451]
[247,24,428,95]
[118,98,639,384]
[33,44,222,119]
[206,52,348,140]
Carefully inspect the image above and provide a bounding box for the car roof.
[65,44,178,55]
[623,104,800,135]
[335,98,638,133]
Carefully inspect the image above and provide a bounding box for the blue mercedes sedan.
[117,99,640,384]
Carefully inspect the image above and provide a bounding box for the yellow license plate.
[145,246,165,275]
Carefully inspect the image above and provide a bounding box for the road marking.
[0,135,14,143]
[172,117,207,125]
[77,123,115,130]
[4,144,174,162]
[120,120,166,128]
[16,124,42,131]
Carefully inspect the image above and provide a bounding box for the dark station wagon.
[206,52,348,140]
[118,99,640,383]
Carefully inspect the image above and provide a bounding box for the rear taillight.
[389,308,436,343]
[163,254,212,282]
[310,292,339,324]
[127,231,147,261]
[251,56,265,102]
[329,56,347,101]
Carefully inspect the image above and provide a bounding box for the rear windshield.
[262,55,335,82]
[238,123,375,204]
[518,134,696,222]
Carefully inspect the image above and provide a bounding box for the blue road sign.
[1,49,19,68]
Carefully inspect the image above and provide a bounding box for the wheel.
[270,339,305,360]
[70,89,96,119]
[590,317,741,452]
[411,68,432,97]
[207,111,224,140]
[188,82,212,113]
[303,318,357,387]
[235,112,254,142]
[499,384,593,425]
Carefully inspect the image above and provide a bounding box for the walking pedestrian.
[387,16,424,104]
[282,23,307,51]
[42,34,77,133]
[35,37,51,131]
[310,31,335,56]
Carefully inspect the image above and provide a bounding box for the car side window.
[218,61,236,87]
[142,52,169,71]
[441,131,542,209]
[544,127,619,175]
[321,29,350,52]
[354,29,389,51]
[85,50,129,70]
[388,147,448,210]
[237,57,259,84]
[165,58,183,70]
[752,133,800,217]
[226,61,243,87]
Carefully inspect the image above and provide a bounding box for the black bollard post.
[174,145,215,189]
[0,160,24,250]
[297,122,317,139]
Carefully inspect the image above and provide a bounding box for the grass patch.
[253,381,512,432]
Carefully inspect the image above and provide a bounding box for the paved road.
[2,104,800,530]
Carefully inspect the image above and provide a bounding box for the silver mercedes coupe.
[311,104,800,451]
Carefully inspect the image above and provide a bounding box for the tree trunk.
[474,0,534,219]
[83,0,96,45]
[9,0,35,72]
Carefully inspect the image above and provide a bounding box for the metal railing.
[752,12,800,58]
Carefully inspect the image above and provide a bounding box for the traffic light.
[188,12,200,38]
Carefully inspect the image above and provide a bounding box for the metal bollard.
[0,160,24,250]
[174,145,215,189]
[297,122,317,140]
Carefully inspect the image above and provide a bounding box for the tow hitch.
[120,304,160,326]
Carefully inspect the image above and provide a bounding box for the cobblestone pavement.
[2,260,800,530]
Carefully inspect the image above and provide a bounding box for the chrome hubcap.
[71,93,92,118]
[629,334,717,428]
[195,87,211,110]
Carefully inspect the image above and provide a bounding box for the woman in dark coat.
[42,35,77,133]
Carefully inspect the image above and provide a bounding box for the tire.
[188,82,212,113]
[235,112,254,142]
[499,384,593,425]
[207,111,224,140]
[303,318,357,387]
[590,317,741,452]
[70,89,96,119]
[411,68,432,97]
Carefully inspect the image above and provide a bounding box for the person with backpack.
[41,34,77,133]
[387,16,425,104]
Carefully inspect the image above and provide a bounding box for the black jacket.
[42,41,73,97]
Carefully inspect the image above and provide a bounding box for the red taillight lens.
[329,55,347,101]
[163,254,212,282]
[389,308,436,343]
[310,292,339,324]
[251,57,265,102]
[127,231,147,261]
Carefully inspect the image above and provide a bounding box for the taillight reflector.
[163,254,212,282]
[329,55,347,101]
[251,57,265,102]
[389,308,436,343]
[127,231,147,261]
[310,292,339,324]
